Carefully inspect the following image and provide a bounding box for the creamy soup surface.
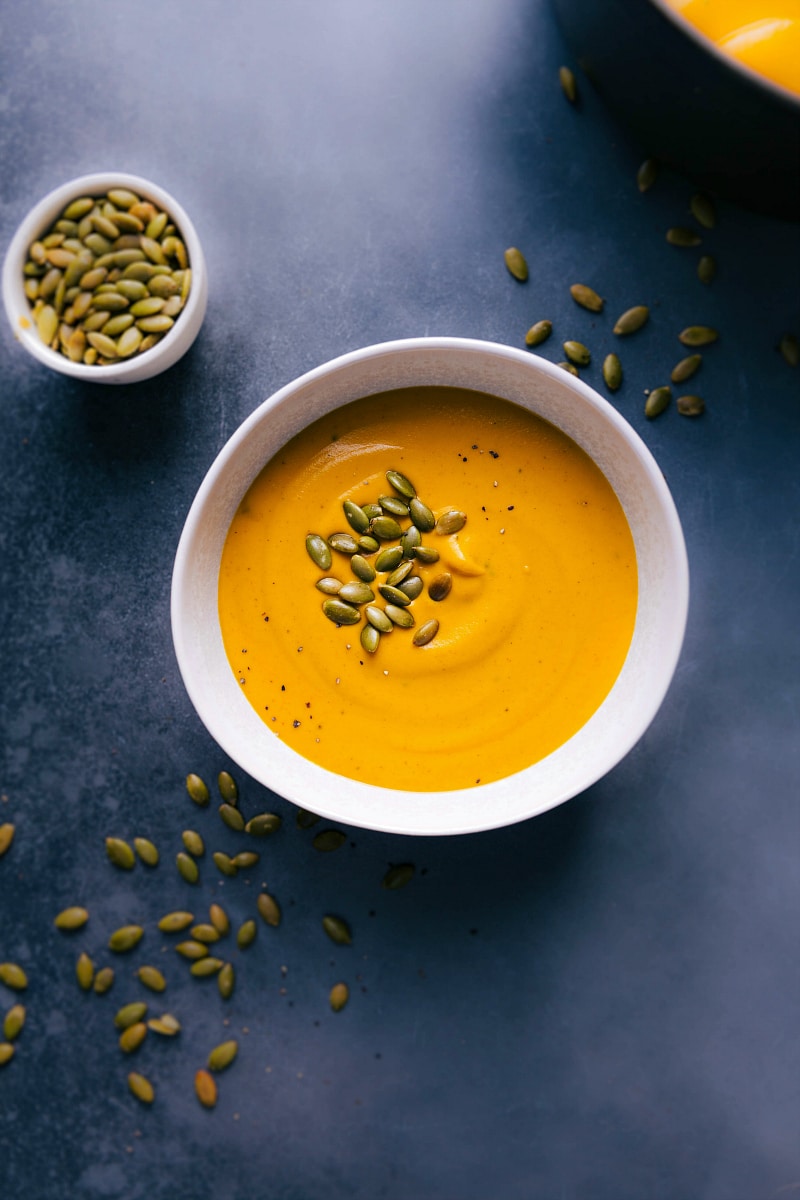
[218,387,638,791]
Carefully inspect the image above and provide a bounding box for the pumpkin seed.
[322,915,352,945]
[148,1013,181,1036]
[322,598,361,626]
[569,283,603,313]
[0,824,15,857]
[245,812,282,837]
[237,920,257,949]
[414,544,440,564]
[365,605,393,633]
[176,851,200,883]
[428,572,452,602]
[133,837,159,866]
[3,1005,26,1041]
[212,851,238,877]
[186,773,210,806]
[76,953,94,990]
[217,770,238,803]
[176,940,209,961]
[385,604,415,628]
[208,1039,238,1072]
[375,545,404,573]
[358,534,380,553]
[379,584,411,607]
[435,509,467,535]
[525,319,552,347]
[602,353,622,391]
[109,925,144,953]
[296,808,320,829]
[231,851,260,870]
[563,340,590,366]
[637,157,659,192]
[690,192,716,229]
[256,892,281,927]
[328,531,360,554]
[329,982,349,1012]
[190,957,224,977]
[93,967,115,994]
[386,469,416,498]
[217,962,235,999]
[115,1001,148,1029]
[679,326,718,346]
[400,526,421,557]
[371,515,403,541]
[137,966,166,992]
[671,354,702,383]
[779,333,799,367]
[382,863,416,889]
[386,559,414,587]
[119,1022,147,1053]
[306,534,332,570]
[378,494,409,517]
[316,575,343,594]
[54,906,89,931]
[677,393,705,416]
[313,829,346,852]
[0,1044,15,1067]
[361,624,380,654]
[218,803,245,832]
[558,361,579,376]
[697,255,716,285]
[195,1068,217,1107]
[412,619,439,647]
[504,247,528,281]
[338,580,374,605]
[399,575,424,600]
[667,227,702,247]
[128,1072,155,1104]
[613,305,649,335]
[158,911,194,933]
[105,836,135,870]
[350,555,376,582]
[362,503,383,520]
[559,65,578,103]
[182,830,205,857]
[645,386,671,419]
[343,500,370,533]
[409,497,435,532]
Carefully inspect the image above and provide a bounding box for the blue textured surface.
[1,3,798,1198]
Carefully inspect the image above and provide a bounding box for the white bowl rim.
[172,336,690,836]
[2,171,208,383]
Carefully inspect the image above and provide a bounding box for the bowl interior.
[171,337,688,836]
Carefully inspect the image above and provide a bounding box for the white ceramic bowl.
[171,337,689,836]
[2,172,207,383]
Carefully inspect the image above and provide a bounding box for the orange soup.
[664,0,800,96]
[218,387,638,791]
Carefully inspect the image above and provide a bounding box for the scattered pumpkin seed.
[181,830,205,857]
[524,319,553,347]
[382,863,416,889]
[245,812,282,837]
[158,911,194,933]
[365,605,393,633]
[322,597,361,626]
[175,940,209,961]
[186,773,210,806]
[217,770,238,803]
[0,1043,15,1067]
[602,353,623,391]
[296,808,321,829]
[329,982,349,1011]
[105,837,135,870]
[133,837,159,866]
[176,851,200,883]
[218,803,245,832]
[147,1013,181,1036]
[339,580,375,605]
[667,227,702,247]
[115,1001,148,1029]
[671,354,702,383]
[378,494,409,517]
[779,333,799,367]
[435,509,467,535]
[76,952,94,990]
[428,572,452,602]
[108,925,144,953]
[190,957,224,977]
[613,305,649,335]
[119,1022,147,1053]
[679,326,718,346]
[385,604,415,628]
[399,575,424,601]
[504,247,528,282]
[195,1068,217,1108]
[401,526,421,556]
[412,619,439,647]
[371,515,404,541]
[316,575,343,594]
[558,361,579,376]
[212,851,238,877]
[328,531,361,554]
[375,545,404,573]
[3,1005,25,1041]
[0,824,15,857]
[256,892,281,927]
[237,920,257,949]
[209,904,230,936]
[637,157,659,192]
[190,923,220,944]
[93,967,115,995]
[313,829,347,852]
[379,583,411,607]
[697,255,716,285]
[645,386,672,419]
[386,469,416,498]
[350,554,376,582]
[570,283,603,313]
[360,624,380,654]
[690,193,716,229]
[208,1039,238,1072]
[322,915,352,945]
[563,340,591,366]
[127,1072,154,1104]
[54,906,89,931]
[558,64,578,103]
[409,497,435,532]
[217,962,235,999]
[677,393,705,416]
[343,500,370,533]
[137,966,167,992]
[306,534,333,571]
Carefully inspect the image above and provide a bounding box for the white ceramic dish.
[2,172,207,383]
[171,337,689,836]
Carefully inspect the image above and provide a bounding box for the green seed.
[645,386,671,419]
[779,333,799,367]
[329,982,349,1012]
[350,555,376,582]
[370,515,403,541]
[105,837,135,870]
[137,966,166,992]
[322,915,352,945]
[313,829,347,852]
[218,803,245,832]
[316,576,343,594]
[93,967,115,994]
[133,837,159,866]
[212,851,238,877]
[157,911,194,933]
[382,863,416,889]
[385,604,415,628]
[677,393,705,416]
[119,1022,147,1053]
[525,319,552,347]
[245,812,282,837]
[186,773,210,805]
[328,531,360,554]
[343,500,370,533]
[3,1004,26,1041]
[671,354,702,383]
[563,340,591,366]
[115,1001,148,1029]
[207,904,229,936]
[147,1013,181,1036]
[108,925,144,953]
[296,808,320,829]
[504,247,528,281]
[237,920,257,949]
[362,503,383,520]
[190,957,224,977]
[338,580,374,605]
[54,906,89,931]
[128,1072,155,1104]
[217,962,235,999]
[322,598,361,626]
[401,526,421,557]
[386,560,414,586]
[569,283,603,313]
[256,892,281,927]
[375,545,404,573]
[378,494,409,517]
[195,1068,217,1108]
[690,192,716,229]
[358,534,380,553]
[76,952,94,990]
[386,469,416,499]
[408,497,435,532]
[361,624,380,654]
[176,851,200,883]
[637,157,659,192]
[679,326,718,346]
[558,361,579,376]
[306,534,332,570]
[613,305,649,335]
[667,227,702,247]
[399,575,424,600]
[64,196,95,220]
[231,851,260,870]
[208,1039,238,1072]
[602,353,623,391]
[217,770,238,803]
[175,941,208,961]
[435,509,467,535]
[428,572,452,602]
[697,255,716,285]
[182,830,205,857]
[0,823,14,857]
[365,605,393,633]
[558,64,577,103]
[412,619,439,647]
[379,584,411,607]
[0,1043,15,1067]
